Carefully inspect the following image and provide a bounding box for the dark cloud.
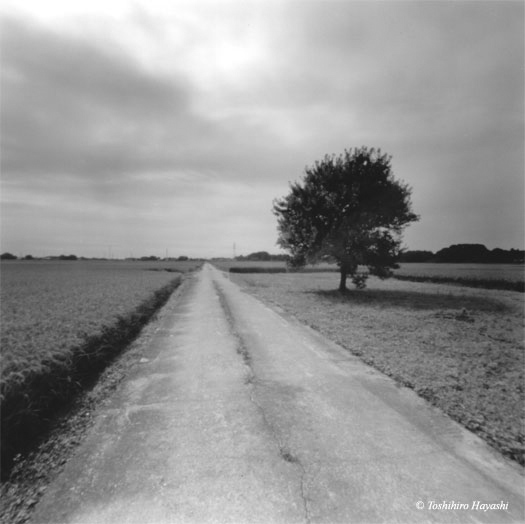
[0,15,302,188]
[1,16,199,178]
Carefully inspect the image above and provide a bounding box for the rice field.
[1,260,193,378]
[0,259,201,472]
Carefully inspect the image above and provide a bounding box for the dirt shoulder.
[226,270,525,467]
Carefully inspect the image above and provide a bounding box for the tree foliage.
[398,250,434,263]
[273,147,419,291]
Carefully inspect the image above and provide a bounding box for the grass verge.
[227,271,524,466]
[0,277,181,478]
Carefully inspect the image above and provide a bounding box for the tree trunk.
[338,269,348,293]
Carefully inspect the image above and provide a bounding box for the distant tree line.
[236,251,289,262]
[397,250,435,262]
[399,244,524,264]
[0,253,193,262]
[236,244,524,265]
[132,255,190,261]
[2,245,523,264]
[0,253,78,261]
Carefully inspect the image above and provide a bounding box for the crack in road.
[213,279,312,524]
[248,388,312,524]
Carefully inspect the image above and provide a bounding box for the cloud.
[0,2,523,257]
[0,13,302,183]
[0,16,200,178]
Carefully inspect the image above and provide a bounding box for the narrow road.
[31,264,524,524]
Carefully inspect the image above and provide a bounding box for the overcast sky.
[1,0,523,259]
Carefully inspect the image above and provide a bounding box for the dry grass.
[226,270,525,466]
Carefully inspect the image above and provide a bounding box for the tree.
[0,252,17,260]
[273,147,419,291]
[398,250,434,263]
[246,251,271,261]
[434,244,490,263]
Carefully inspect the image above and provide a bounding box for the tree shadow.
[305,288,510,313]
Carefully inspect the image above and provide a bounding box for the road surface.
[31,263,524,523]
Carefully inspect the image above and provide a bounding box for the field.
[394,263,524,292]
[0,259,201,472]
[213,260,524,292]
[395,262,524,281]
[2,258,522,474]
[217,266,525,466]
[212,259,337,272]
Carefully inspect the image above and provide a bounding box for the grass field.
[395,262,524,281]
[213,260,524,291]
[394,263,524,292]
[0,259,201,473]
[219,267,524,466]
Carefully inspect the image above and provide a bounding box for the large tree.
[273,147,419,292]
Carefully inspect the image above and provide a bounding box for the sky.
[1,0,523,259]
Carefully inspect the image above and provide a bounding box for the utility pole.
[233,242,236,259]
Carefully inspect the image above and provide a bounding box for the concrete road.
[31,264,524,524]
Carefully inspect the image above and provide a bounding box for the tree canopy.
[273,147,418,291]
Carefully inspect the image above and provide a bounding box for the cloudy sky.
[1,0,523,259]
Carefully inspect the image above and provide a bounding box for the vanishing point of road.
[31,263,524,524]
